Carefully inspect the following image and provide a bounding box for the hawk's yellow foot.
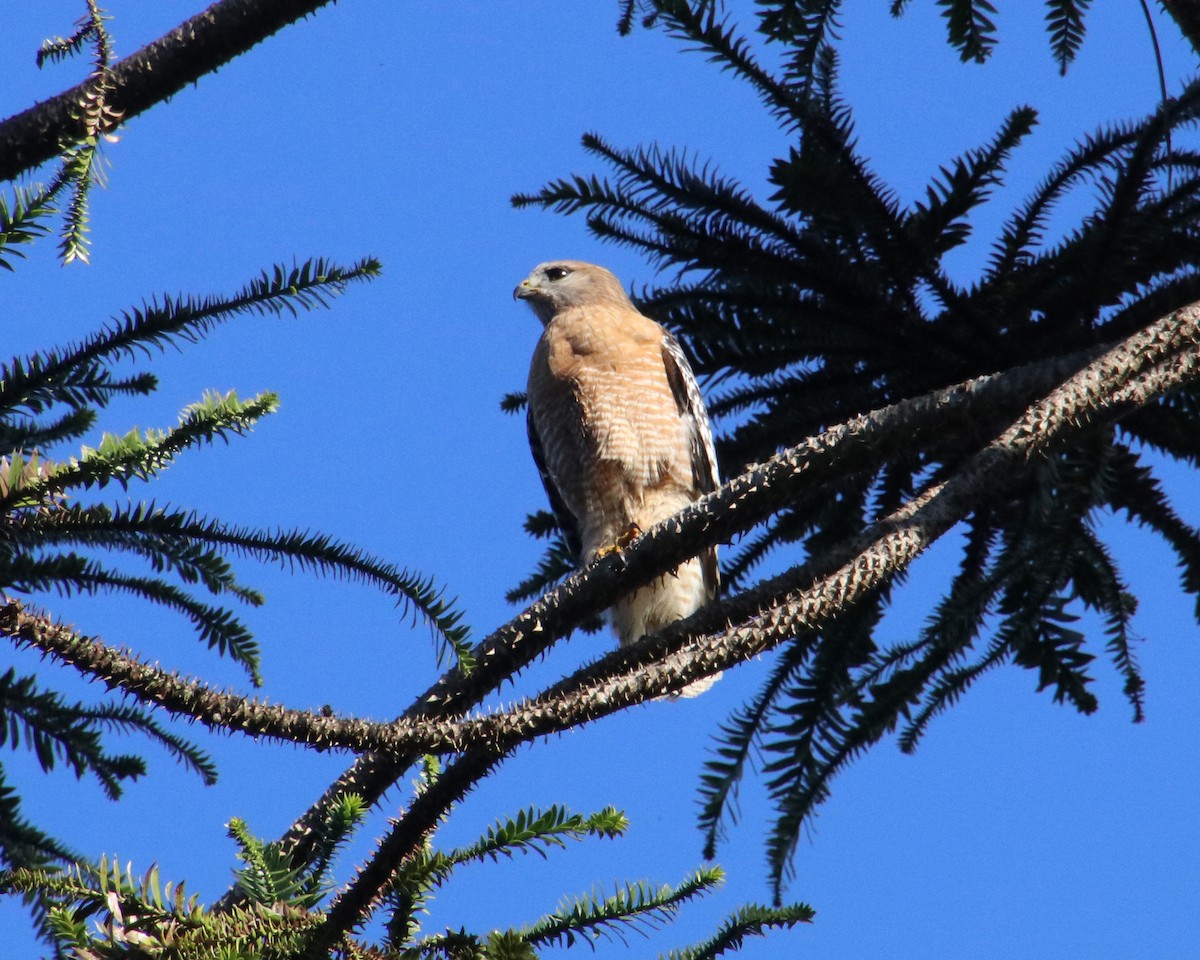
[595,522,643,558]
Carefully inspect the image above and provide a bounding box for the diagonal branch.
[0,599,397,752]
[309,745,511,954]
[327,299,1200,755]
[0,0,337,183]
[10,305,1192,890]
[0,332,1113,890]
[299,302,1200,945]
[265,336,1125,868]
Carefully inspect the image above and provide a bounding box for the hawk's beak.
[514,280,534,301]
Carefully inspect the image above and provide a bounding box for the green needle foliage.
[518,869,723,950]
[387,801,631,949]
[662,902,816,960]
[0,854,326,960]
[0,184,58,271]
[0,139,477,942]
[29,0,118,265]
[0,756,808,958]
[230,795,367,911]
[6,1,1190,956]
[518,0,1200,898]
[0,249,481,883]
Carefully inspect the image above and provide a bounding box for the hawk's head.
[514,260,633,323]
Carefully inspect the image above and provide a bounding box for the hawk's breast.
[528,306,694,551]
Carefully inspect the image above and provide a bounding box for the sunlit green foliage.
[0,791,809,959]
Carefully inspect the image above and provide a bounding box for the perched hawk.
[515,260,721,697]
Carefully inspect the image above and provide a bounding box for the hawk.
[515,260,721,697]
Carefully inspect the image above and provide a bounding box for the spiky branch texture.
[260,293,1197,940]
[9,315,1173,758]
[510,0,1200,900]
[0,255,480,918]
[9,0,1200,955]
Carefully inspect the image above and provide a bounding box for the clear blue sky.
[3,2,1199,957]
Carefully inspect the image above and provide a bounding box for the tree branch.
[301,301,1200,943]
[10,305,1190,896]
[0,600,400,753]
[264,335,1145,873]
[311,746,511,953]
[340,299,1200,754]
[0,0,337,183]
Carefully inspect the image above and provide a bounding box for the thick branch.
[0,600,402,752]
[7,315,1184,893]
[12,297,1194,932]
[267,340,1115,871]
[299,302,1200,944]
[355,301,1200,751]
[3,328,1171,771]
[0,0,337,183]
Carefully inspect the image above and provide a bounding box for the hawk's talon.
[596,522,643,559]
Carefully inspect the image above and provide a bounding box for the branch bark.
[263,332,1149,869]
[348,300,1200,753]
[11,303,1195,905]
[311,746,511,954]
[0,338,1118,831]
[0,0,337,183]
[301,301,1200,942]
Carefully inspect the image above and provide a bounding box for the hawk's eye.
[544,266,570,282]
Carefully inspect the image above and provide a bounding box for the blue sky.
[3,2,1199,957]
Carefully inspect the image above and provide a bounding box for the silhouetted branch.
[310,746,510,953]
[12,298,1196,920]
[358,299,1200,750]
[268,314,1188,871]
[12,302,1192,775]
[296,300,1200,944]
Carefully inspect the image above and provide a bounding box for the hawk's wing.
[527,409,583,563]
[660,330,721,596]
